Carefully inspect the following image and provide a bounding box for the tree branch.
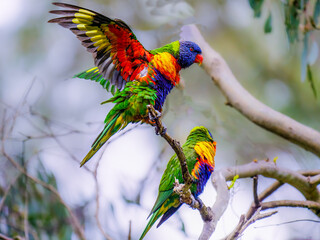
[198,159,320,239]
[310,174,320,185]
[221,160,320,202]
[223,171,320,240]
[261,200,320,211]
[225,208,278,240]
[180,24,320,157]
[199,171,229,240]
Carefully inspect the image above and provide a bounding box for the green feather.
[149,41,180,58]
[148,190,173,217]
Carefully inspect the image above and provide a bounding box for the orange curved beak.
[194,54,203,65]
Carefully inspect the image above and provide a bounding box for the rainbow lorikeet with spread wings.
[49,3,203,167]
[140,126,216,239]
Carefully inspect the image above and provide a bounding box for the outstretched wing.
[49,2,153,90]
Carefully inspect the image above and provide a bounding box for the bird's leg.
[195,197,203,209]
[154,123,167,136]
[148,108,162,122]
[147,105,166,135]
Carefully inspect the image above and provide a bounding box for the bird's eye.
[190,47,194,51]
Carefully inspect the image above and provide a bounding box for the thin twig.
[246,181,283,220]
[4,79,36,141]
[253,175,260,207]
[225,208,278,240]
[255,218,320,228]
[93,157,113,240]
[225,214,245,240]
[24,174,29,240]
[257,181,284,202]
[128,221,132,240]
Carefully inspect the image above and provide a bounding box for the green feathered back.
[149,41,180,58]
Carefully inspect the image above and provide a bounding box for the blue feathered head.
[178,41,203,68]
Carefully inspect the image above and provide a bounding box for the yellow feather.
[72,18,91,25]
[77,25,97,31]
[75,12,94,20]
[91,35,105,42]
[194,142,216,165]
[85,30,100,37]
[152,53,178,80]
[86,67,99,73]
[93,39,106,47]
[79,9,96,16]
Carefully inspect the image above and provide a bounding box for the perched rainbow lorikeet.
[140,126,216,239]
[49,3,203,167]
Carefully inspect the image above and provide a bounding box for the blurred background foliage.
[0,0,319,239]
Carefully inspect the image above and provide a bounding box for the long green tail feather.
[140,197,180,240]
[148,190,172,218]
[139,209,162,240]
[80,114,126,167]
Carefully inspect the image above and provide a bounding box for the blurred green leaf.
[1,163,74,239]
[264,12,272,33]
[249,0,265,17]
[301,33,309,82]
[307,64,317,98]
[314,0,320,24]
[284,4,300,43]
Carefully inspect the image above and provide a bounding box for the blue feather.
[195,164,214,197]
[178,41,202,68]
[152,69,174,111]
